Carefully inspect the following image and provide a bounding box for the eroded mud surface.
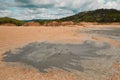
[3,41,120,75]
[1,26,120,80]
[80,28,120,40]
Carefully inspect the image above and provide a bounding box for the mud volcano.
[2,41,120,73]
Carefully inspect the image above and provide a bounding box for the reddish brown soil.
[0,24,120,80]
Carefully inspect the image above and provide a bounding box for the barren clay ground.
[0,24,120,80]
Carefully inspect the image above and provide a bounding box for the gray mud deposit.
[81,28,120,40]
[3,41,120,74]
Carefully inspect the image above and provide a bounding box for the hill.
[0,17,25,26]
[57,9,120,22]
[0,9,120,26]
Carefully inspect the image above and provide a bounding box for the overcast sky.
[0,0,120,20]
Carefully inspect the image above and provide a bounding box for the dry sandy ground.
[0,24,120,80]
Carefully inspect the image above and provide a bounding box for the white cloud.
[0,0,120,20]
[0,10,12,17]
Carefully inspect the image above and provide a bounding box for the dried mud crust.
[2,40,120,79]
[0,26,120,80]
[79,27,120,40]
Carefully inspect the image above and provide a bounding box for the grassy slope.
[58,9,120,22]
[0,17,25,26]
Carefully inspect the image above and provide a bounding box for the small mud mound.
[45,21,60,26]
[44,21,74,26]
[24,22,40,26]
[60,21,74,26]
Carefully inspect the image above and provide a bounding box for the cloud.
[0,10,12,17]
[0,0,120,20]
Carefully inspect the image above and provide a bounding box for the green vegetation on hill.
[0,9,120,26]
[0,17,25,26]
[58,9,120,22]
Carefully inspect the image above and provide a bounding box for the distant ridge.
[57,9,120,22]
[23,19,51,22]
